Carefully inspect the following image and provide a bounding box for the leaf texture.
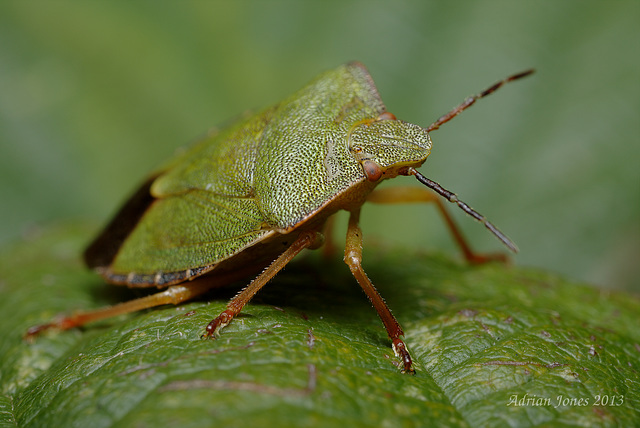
[1,224,638,427]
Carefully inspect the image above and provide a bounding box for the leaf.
[1,224,639,427]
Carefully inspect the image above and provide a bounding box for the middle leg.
[202,230,324,338]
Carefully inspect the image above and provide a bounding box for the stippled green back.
[107,63,428,276]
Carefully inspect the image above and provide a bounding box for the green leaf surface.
[1,224,639,427]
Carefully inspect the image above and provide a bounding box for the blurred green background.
[1,1,638,291]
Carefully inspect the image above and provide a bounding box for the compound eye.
[377,112,397,121]
[362,160,383,182]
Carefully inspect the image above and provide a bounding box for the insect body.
[27,62,532,373]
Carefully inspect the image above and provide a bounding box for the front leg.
[367,186,509,264]
[344,208,414,373]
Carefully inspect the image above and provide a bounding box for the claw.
[392,338,415,374]
[467,252,510,265]
[202,309,234,339]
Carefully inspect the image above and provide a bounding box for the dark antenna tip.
[408,167,519,253]
[426,69,534,133]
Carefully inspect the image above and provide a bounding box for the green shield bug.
[27,62,533,373]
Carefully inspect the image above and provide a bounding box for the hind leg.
[25,278,218,339]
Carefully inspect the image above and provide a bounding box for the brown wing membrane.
[83,175,159,269]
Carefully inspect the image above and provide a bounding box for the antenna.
[408,167,518,253]
[426,69,534,133]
